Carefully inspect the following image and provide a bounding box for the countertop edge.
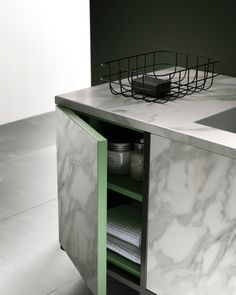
[55,96,236,160]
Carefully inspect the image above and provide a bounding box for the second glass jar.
[130,139,144,181]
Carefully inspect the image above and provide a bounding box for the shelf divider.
[107,250,140,278]
[107,174,143,202]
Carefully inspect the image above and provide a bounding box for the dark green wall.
[90,0,236,86]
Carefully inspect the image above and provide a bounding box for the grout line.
[0,197,57,225]
[46,291,59,295]
[52,278,81,295]
[45,278,79,295]
[0,111,55,128]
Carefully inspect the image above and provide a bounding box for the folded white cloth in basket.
[107,204,142,248]
[107,234,141,264]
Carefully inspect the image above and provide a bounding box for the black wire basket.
[101,50,219,103]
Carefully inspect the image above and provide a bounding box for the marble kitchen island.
[55,74,236,295]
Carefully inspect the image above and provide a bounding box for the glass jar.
[130,139,144,181]
[108,142,132,175]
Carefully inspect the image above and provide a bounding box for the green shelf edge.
[107,174,143,202]
[107,250,140,278]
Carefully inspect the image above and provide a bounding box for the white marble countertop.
[55,74,236,159]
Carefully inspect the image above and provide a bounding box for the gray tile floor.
[0,112,137,295]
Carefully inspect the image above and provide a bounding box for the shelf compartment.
[107,174,143,202]
[107,249,141,278]
[107,264,140,292]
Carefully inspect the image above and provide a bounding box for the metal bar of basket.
[101,50,218,67]
[103,60,217,79]
[204,61,215,90]
[101,51,219,103]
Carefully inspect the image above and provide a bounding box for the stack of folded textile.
[107,204,142,264]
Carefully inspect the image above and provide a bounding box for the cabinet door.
[56,106,107,295]
[146,134,236,295]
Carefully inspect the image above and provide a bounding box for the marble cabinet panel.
[147,134,236,295]
[56,107,107,295]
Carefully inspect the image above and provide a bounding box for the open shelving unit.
[107,174,143,281]
[107,173,143,279]
[107,174,143,279]
[81,112,145,285]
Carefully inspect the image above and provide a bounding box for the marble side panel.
[147,133,236,295]
[56,107,99,295]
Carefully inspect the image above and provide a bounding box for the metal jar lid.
[134,138,144,151]
[108,142,132,152]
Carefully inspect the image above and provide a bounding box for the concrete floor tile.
[56,279,92,295]
[0,111,55,162]
[0,145,57,221]
[0,257,50,295]
[0,201,78,293]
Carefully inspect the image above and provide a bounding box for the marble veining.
[56,107,99,295]
[56,74,236,159]
[147,133,236,295]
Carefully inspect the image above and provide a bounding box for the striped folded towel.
[107,204,142,248]
[107,234,141,264]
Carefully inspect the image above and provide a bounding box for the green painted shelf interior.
[107,250,140,278]
[107,174,143,202]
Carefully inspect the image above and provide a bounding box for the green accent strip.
[97,139,107,295]
[58,106,107,295]
[107,250,140,278]
[108,174,143,202]
[58,106,107,142]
